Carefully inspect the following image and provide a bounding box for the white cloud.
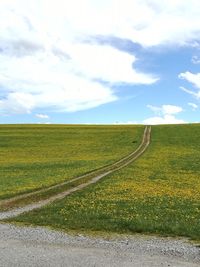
[179,72,200,88]
[0,0,160,115]
[162,105,183,115]
[36,113,49,119]
[192,55,200,64]
[146,105,162,115]
[2,1,200,115]
[37,121,51,124]
[188,102,198,110]
[144,115,186,125]
[180,86,199,98]
[37,0,200,47]
[147,104,183,115]
[0,92,35,114]
[113,121,138,125]
[64,43,157,84]
[0,68,117,114]
[144,104,185,125]
[179,72,200,99]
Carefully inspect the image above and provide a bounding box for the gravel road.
[0,223,199,267]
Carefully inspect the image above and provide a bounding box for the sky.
[1,0,200,125]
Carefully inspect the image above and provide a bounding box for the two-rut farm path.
[0,126,151,220]
[0,125,200,267]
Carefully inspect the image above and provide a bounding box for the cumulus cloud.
[179,72,200,99]
[188,102,198,110]
[33,0,200,47]
[0,69,117,114]
[147,104,183,115]
[35,113,49,119]
[144,104,185,125]
[144,115,186,125]
[0,0,160,115]
[162,105,183,115]
[2,1,200,115]
[191,55,200,64]
[0,92,35,114]
[0,39,44,58]
[146,104,162,115]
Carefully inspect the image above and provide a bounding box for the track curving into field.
[0,126,151,220]
[0,126,150,206]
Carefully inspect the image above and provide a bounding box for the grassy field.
[0,124,143,200]
[8,124,200,241]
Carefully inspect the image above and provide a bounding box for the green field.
[7,124,200,241]
[0,124,143,200]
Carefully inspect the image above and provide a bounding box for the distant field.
[10,124,200,240]
[0,124,143,200]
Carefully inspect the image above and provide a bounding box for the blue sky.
[1,0,200,124]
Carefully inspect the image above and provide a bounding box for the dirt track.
[0,126,151,220]
[0,126,150,207]
[0,126,200,266]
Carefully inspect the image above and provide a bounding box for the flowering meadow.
[0,124,143,199]
[10,124,200,240]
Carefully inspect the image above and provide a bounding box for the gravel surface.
[0,223,199,267]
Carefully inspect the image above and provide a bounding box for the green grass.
[7,124,200,241]
[0,124,143,200]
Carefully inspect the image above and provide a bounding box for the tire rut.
[0,126,151,220]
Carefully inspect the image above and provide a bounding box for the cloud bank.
[144,104,185,125]
[1,0,200,115]
[0,0,158,115]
